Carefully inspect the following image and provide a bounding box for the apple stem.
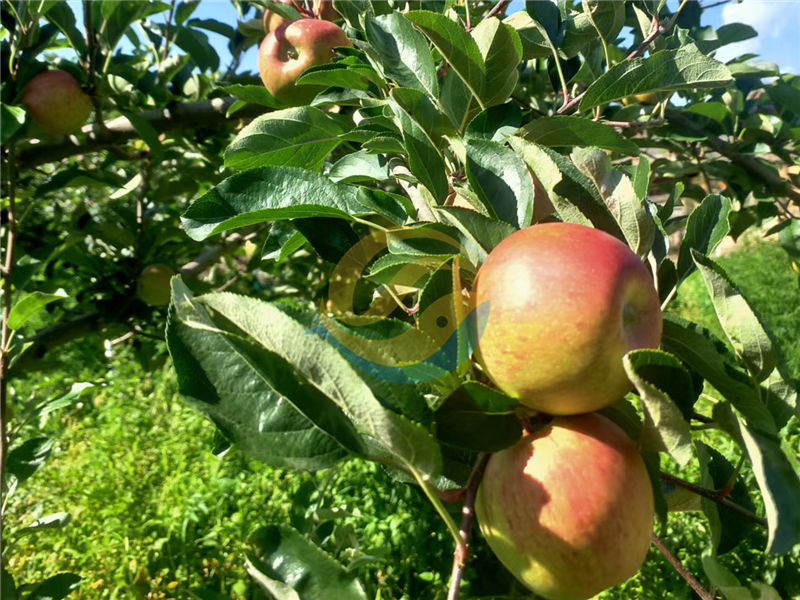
[651,533,715,600]
[446,452,490,600]
[659,471,767,529]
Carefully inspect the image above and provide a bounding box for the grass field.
[5,238,800,600]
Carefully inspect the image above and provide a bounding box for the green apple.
[473,222,662,415]
[137,264,177,307]
[476,413,655,600]
[258,19,350,107]
[22,70,92,135]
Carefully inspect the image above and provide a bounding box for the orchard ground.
[7,236,800,600]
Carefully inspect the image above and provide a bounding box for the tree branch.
[446,453,490,600]
[660,471,767,528]
[666,110,800,205]
[651,533,715,600]
[16,98,269,168]
[484,0,511,20]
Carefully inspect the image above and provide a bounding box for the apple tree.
[2,0,800,599]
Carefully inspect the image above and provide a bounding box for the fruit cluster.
[473,222,662,600]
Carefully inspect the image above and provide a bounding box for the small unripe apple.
[476,413,655,600]
[473,222,661,415]
[262,0,298,34]
[258,19,351,107]
[21,70,92,135]
[137,264,176,307]
[621,92,659,106]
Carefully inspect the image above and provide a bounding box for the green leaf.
[8,289,68,331]
[503,11,553,60]
[389,96,449,204]
[578,44,733,112]
[696,441,756,556]
[658,181,683,223]
[518,116,639,156]
[224,108,350,171]
[356,188,414,225]
[727,60,779,78]
[390,87,455,149]
[187,17,235,38]
[291,218,360,264]
[661,315,775,433]
[17,512,72,537]
[582,0,624,46]
[27,573,82,600]
[121,110,164,159]
[180,167,371,241]
[624,350,693,466]
[45,1,87,57]
[524,0,562,47]
[220,84,281,108]
[328,151,389,184]
[167,286,358,470]
[434,382,521,452]
[631,155,651,202]
[197,292,442,479]
[464,103,522,142]
[471,17,523,107]
[5,437,54,486]
[434,207,516,264]
[571,147,654,257]
[465,139,533,228]
[297,63,382,92]
[174,27,220,72]
[262,222,307,262]
[715,409,800,555]
[677,194,732,280]
[247,525,367,600]
[364,13,439,98]
[769,83,800,120]
[440,68,475,130]
[692,251,776,381]
[405,10,485,106]
[0,104,26,143]
[509,136,589,227]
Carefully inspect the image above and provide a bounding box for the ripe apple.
[473,222,661,415]
[262,0,298,34]
[137,264,177,307]
[312,0,339,20]
[476,413,655,600]
[21,70,92,135]
[258,19,351,107]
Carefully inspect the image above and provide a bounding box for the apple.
[621,92,659,106]
[472,222,661,415]
[262,0,298,34]
[258,19,351,107]
[21,70,92,135]
[137,264,177,307]
[476,412,655,600]
[312,0,339,21]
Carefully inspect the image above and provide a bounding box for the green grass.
[4,239,800,600]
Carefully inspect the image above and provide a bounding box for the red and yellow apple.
[22,70,92,135]
[258,19,351,107]
[476,413,655,600]
[312,0,339,21]
[137,264,177,307]
[473,222,661,415]
[262,0,299,34]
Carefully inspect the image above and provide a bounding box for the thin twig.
[83,0,105,129]
[651,533,715,600]
[703,0,733,9]
[446,453,490,600]
[602,119,665,129]
[660,472,767,528]
[465,0,471,31]
[1,143,18,517]
[162,0,177,62]
[484,0,510,20]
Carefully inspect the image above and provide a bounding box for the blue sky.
[63,0,800,77]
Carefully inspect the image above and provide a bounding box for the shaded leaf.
[677,193,732,280]
[519,116,639,156]
[8,289,68,331]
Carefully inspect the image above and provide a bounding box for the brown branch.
[162,0,178,63]
[651,533,715,600]
[16,98,270,168]
[602,119,665,129]
[1,143,18,511]
[83,0,105,129]
[660,471,767,528]
[484,0,511,20]
[179,227,261,278]
[446,453,490,600]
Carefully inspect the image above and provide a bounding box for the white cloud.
[714,0,800,64]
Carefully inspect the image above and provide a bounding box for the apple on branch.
[22,70,92,136]
[258,19,351,107]
[476,412,655,600]
[137,264,177,307]
[473,222,662,415]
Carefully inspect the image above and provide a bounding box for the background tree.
[2,0,800,599]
